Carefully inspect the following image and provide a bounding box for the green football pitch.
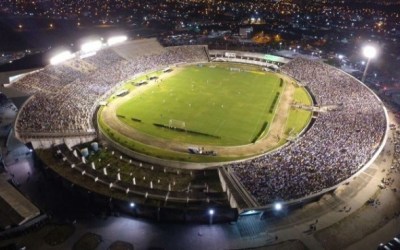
[115,64,283,146]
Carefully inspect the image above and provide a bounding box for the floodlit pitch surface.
[116,65,281,146]
[99,63,313,162]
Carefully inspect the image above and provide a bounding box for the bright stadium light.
[130,202,135,208]
[81,40,103,53]
[107,35,128,46]
[209,209,214,215]
[363,45,377,59]
[361,45,377,83]
[50,51,75,65]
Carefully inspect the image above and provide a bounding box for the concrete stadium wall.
[30,135,96,149]
[218,168,241,209]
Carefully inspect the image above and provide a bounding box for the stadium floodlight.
[81,40,103,53]
[363,45,377,59]
[107,35,128,46]
[274,202,282,211]
[50,51,75,65]
[361,45,377,83]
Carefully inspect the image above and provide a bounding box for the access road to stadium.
[1,108,399,250]
[100,66,296,162]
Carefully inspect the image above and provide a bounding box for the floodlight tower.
[361,45,377,83]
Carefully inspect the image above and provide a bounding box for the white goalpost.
[230,67,241,72]
[168,119,186,131]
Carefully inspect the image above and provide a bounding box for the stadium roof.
[209,50,291,64]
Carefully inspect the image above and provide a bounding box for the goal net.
[168,119,186,131]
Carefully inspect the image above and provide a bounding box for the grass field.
[116,65,282,146]
[98,63,313,162]
[285,86,313,135]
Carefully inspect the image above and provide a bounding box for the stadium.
[5,37,388,223]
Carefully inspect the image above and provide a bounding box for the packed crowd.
[229,57,387,206]
[14,44,208,136]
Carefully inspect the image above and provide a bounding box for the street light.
[361,45,377,83]
[129,202,137,217]
[274,202,282,211]
[208,209,214,225]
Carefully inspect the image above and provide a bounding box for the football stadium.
[5,37,388,223]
